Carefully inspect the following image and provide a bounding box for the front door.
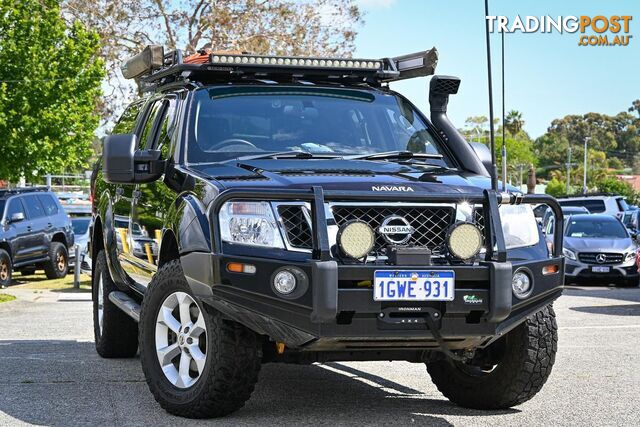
[130,95,178,286]
[4,197,33,263]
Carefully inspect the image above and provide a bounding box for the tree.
[0,0,104,183]
[629,99,640,117]
[504,110,524,136]
[595,177,639,205]
[62,0,363,123]
[545,178,565,197]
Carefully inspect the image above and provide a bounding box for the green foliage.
[595,177,640,205]
[0,0,105,182]
[545,178,566,197]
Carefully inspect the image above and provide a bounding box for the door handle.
[27,226,32,232]
[46,223,53,229]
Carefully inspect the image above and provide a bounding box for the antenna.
[484,0,498,191]
[501,30,507,192]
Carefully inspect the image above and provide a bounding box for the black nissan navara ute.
[91,45,565,418]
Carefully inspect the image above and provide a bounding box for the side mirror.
[9,212,25,223]
[103,134,165,184]
[469,142,493,177]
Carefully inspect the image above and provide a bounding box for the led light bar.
[209,54,384,71]
[388,48,438,81]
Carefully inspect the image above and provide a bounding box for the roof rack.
[556,193,622,199]
[121,45,438,89]
[0,187,49,197]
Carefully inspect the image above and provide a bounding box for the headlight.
[499,204,540,249]
[625,250,636,261]
[219,201,285,248]
[563,248,577,260]
[133,241,142,252]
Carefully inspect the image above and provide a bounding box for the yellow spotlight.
[338,221,375,259]
[447,222,483,260]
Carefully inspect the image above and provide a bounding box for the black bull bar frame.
[208,188,564,325]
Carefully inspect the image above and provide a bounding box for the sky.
[353,0,640,138]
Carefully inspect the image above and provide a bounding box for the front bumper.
[183,189,566,352]
[565,257,638,282]
[185,253,564,351]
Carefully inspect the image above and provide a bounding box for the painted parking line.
[561,324,640,330]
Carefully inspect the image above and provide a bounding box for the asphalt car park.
[0,283,638,426]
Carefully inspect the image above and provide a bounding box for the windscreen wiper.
[347,150,443,161]
[237,151,342,161]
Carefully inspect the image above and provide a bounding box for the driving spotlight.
[446,222,483,260]
[338,221,375,259]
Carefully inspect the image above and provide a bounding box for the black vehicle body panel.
[0,190,74,269]
[92,81,565,359]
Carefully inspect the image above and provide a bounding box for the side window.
[153,98,177,151]
[6,198,26,219]
[23,195,45,219]
[37,195,59,216]
[112,102,143,134]
[139,100,164,148]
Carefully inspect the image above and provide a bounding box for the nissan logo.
[596,253,607,264]
[378,215,414,245]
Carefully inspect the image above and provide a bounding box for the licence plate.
[592,266,610,273]
[373,270,455,301]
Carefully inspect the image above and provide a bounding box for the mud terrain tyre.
[93,250,139,358]
[427,304,558,409]
[44,242,68,279]
[139,260,261,418]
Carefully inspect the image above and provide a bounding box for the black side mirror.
[469,142,493,177]
[9,212,25,223]
[103,134,165,184]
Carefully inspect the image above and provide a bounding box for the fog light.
[273,270,297,295]
[338,221,375,259]
[512,270,533,299]
[447,222,483,260]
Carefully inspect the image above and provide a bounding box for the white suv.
[558,195,629,218]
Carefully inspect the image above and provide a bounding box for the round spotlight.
[512,270,533,299]
[338,221,375,259]
[447,222,483,260]
[273,270,296,295]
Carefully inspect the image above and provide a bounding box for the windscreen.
[566,218,628,238]
[187,87,449,165]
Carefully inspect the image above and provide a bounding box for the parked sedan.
[562,214,638,287]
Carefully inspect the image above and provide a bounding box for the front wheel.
[427,304,558,409]
[0,249,12,288]
[139,260,261,418]
[44,242,68,279]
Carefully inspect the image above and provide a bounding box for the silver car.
[560,214,638,287]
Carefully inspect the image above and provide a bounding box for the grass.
[0,293,16,303]
[11,272,91,293]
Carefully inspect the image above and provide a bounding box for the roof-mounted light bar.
[209,54,384,71]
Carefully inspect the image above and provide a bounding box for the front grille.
[278,206,313,249]
[332,205,455,254]
[578,252,624,265]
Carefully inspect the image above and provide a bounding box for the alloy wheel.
[155,292,208,389]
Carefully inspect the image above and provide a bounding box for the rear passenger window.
[23,195,45,219]
[37,195,59,215]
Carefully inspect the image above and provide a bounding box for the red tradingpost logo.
[486,15,634,47]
